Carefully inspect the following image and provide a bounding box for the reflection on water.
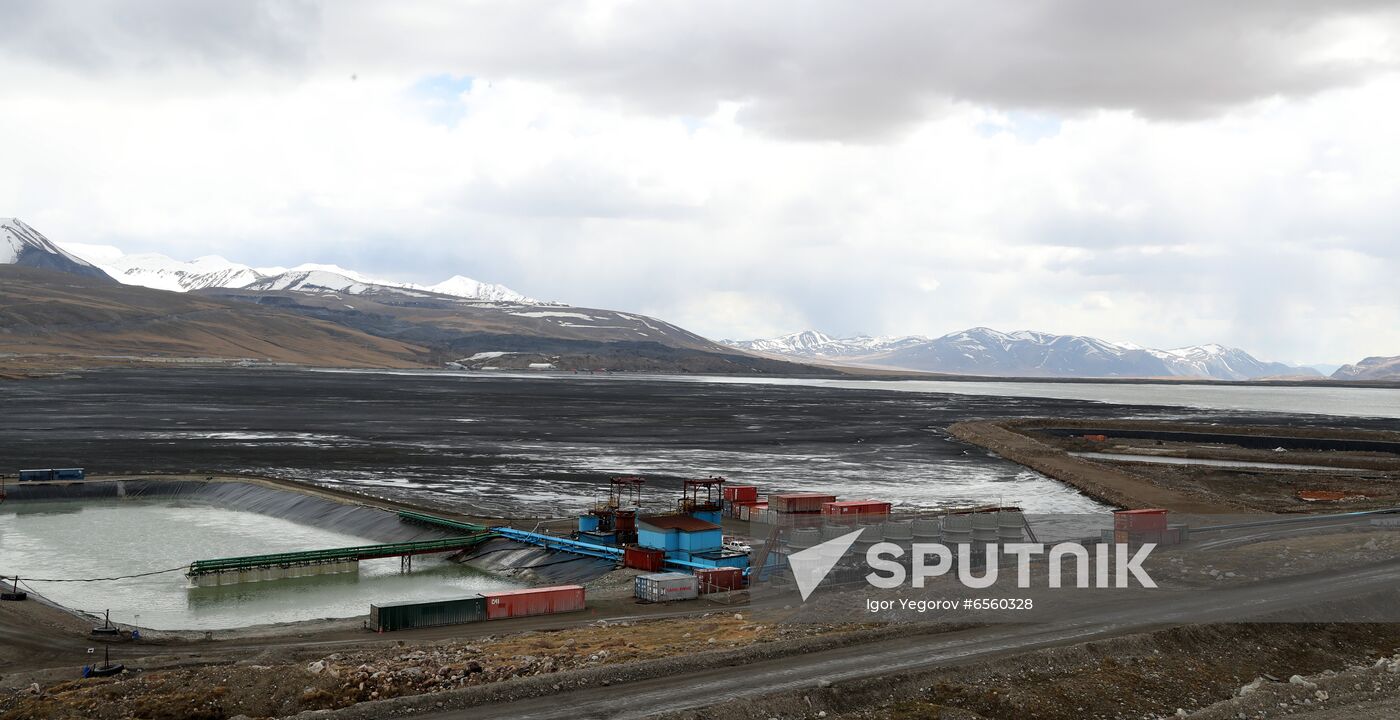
[325,369,1400,419]
[0,499,520,630]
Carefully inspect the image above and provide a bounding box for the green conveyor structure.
[186,519,496,578]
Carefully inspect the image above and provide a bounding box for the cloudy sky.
[3,1,1399,364]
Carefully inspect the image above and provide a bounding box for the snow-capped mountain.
[726,327,1319,380]
[1,218,113,281]
[424,275,530,303]
[724,330,928,357]
[101,253,267,291]
[1331,355,1400,381]
[54,244,538,303]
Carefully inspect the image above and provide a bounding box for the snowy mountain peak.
[3,218,93,266]
[49,236,538,303]
[425,275,533,303]
[2,217,113,281]
[725,327,1320,380]
[98,251,267,292]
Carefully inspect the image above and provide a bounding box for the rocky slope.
[1331,355,1400,381]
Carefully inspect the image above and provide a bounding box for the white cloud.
[1,2,1398,364]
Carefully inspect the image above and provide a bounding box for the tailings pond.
[0,492,519,630]
[4,368,1398,517]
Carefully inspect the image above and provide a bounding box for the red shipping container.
[723,485,759,503]
[1113,509,1167,534]
[821,500,892,516]
[695,567,745,593]
[727,500,759,518]
[624,545,666,572]
[771,493,838,513]
[481,586,586,620]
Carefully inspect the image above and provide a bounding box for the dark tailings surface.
[4,368,1394,516]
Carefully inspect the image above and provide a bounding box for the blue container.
[54,468,85,480]
[578,514,601,532]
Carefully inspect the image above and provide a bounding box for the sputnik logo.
[786,529,864,601]
[785,531,1159,602]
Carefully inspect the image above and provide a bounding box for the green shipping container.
[369,596,487,632]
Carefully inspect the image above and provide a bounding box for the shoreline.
[949,419,1400,513]
[947,420,1236,513]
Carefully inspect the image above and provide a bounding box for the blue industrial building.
[638,514,722,556]
[637,514,748,569]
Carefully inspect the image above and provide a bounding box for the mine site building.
[638,514,723,556]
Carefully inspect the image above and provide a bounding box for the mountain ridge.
[726,327,1320,380]
[54,240,536,304]
[1331,355,1400,381]
[1,218,114,282]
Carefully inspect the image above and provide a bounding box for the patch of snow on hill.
[511,311,594,320]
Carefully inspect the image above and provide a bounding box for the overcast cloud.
[2,1,1399,363]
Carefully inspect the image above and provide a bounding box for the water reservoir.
[0,495,521,630]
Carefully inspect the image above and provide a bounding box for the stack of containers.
[739,501,769,522]
[723,484,760,519]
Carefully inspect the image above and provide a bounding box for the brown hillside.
[0,266,429,368]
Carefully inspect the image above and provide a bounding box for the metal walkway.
[186,532,496,578]
[397,510,489,534]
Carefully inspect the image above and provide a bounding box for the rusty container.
[623,545,666,572]
[481,586,586,620]
[771,493,838,513]
[695,567,745,593]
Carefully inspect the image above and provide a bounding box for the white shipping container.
[635,572,699,602]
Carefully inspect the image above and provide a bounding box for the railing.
[187,532,495,577]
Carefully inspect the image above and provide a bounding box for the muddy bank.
[948,421,1236,512]
[949,419,1400,513]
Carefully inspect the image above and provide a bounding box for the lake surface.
[0,498,519,630]
[325,369,1400,419]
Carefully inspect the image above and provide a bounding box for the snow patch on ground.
[511,311,594,320]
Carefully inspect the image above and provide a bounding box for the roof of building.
[638,514,722,532]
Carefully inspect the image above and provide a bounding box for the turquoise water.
[0,498,520,630]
